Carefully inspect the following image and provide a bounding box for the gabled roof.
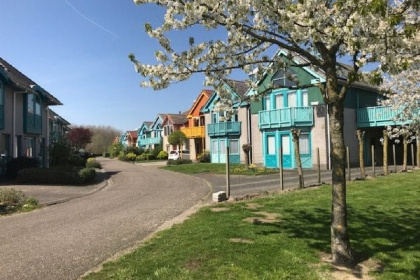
[247,48,378,96]
[127,131,138,139]
[185,89,213,117]
[162,113,188,126]
[49,109,71,126]
[137,121,153,134]
[150,113,166,130]
[0,58,62,105]
[202,80,249,113]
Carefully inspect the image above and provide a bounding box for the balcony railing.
[138,137,162,146]
[356,106,413,128]
[207,122,241,137]
[259,107,314,129]
[25,113,42,134]
[180,126,205,138]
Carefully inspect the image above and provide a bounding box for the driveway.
[0,158,211,280]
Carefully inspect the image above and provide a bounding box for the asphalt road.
[0,158,211,280]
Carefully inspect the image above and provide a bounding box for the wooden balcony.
[138,137,162,146]
[180,126,205,138]
[356,106,414,128]
[259,107,314,129]
[207,122,241,137]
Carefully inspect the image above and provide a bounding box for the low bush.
[16,167,96,185]
[79,168,96,183]
[0,188,38,214]
[68,154,86,167]
[86,158,102,169]
[126,152,137,161]
[167,159,193,165]
[6,157,39,179]
[157,151,168,160]
[197,150,210,163]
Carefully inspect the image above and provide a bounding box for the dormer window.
[272,69,297,87]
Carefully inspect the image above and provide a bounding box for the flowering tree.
[129,0,419,266]
[67,127,93,151]
[380,65,420,170]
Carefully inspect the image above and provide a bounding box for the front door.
[211,139,227,163]
[265,133,277,168]
[280,133,292,168]
[264,132,293,169]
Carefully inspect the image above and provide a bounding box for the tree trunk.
[417,137,420,169]
[383,130,389,175]
[356,130,366,179]
[403,135,408,171]
[329,100,353,266]
[291,128,304,189]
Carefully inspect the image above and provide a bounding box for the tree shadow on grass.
[254,205,420,278]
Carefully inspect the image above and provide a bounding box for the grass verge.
[83,172,420,280]
[162,163,279,175]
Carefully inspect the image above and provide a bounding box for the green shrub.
[118,151,128,161]
[86,158,102,169]
[16,168,83,185]
[79,168,96,183]
[197,150,210,163]
[68,154,86,167]
[145,154,156,160]
[126,152,137,161]
[167,159,193,165]
[157,151,168,160]
[0,188,27,214]
[136,154,145,161]
[6,157,40,179]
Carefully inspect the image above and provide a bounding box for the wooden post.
[346,146,351,181]
[383,130,389,175]
[371,145,375,177]
[317,148,321,184]
[357,130,366,179]
[226,146,230,198]
[279,147,284,191]
[393,144,397,173]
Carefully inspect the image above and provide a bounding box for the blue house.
[248,49,384,169]
[202,80,250,164]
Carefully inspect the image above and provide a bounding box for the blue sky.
[0,0,222,132]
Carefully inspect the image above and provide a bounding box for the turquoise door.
[264,132,293,169]
[211,139,227,163]
[280,133,292,168]
[265,133,278,168]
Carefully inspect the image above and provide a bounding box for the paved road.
[0,158,211,280]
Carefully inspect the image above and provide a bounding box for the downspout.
[247,103,252,164]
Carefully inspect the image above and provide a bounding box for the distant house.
[181,89,213,160]
[161,112,188,153]
[137,114,165,151]
[48,109,70,144]
[248,49,388,169]
[0,57,63,169]
[201,80,250,164]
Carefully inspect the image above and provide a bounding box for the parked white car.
[168,150,190,160]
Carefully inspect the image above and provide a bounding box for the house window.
[302,90,309,107]
[267,135,276,155]
[272,69,297,87]
[299,134,310,154]
[287,91,297,107]
[1,134,10,156]
[264,96,271,110]
[26,137,35,157]
[194,118,200,126]
[229,139,239,154]
[275,94,284,109]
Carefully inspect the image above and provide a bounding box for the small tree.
[291,129,304,189]
[67,127,93,151]
[242,143,252,170]
[168,131,187,153]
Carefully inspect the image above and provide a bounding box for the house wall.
[343,108,359,166]
[1,86,48,163]
[238,107,249,164]
[311,105,329,169]
[250,114,263,165]
[204,114,211,154]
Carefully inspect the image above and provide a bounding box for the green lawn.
[84,172,420,280]
[162,163,279,175]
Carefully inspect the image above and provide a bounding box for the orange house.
[181,89,212,160]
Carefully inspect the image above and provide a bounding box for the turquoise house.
[248,49,385,169]
[202,80,250,164]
